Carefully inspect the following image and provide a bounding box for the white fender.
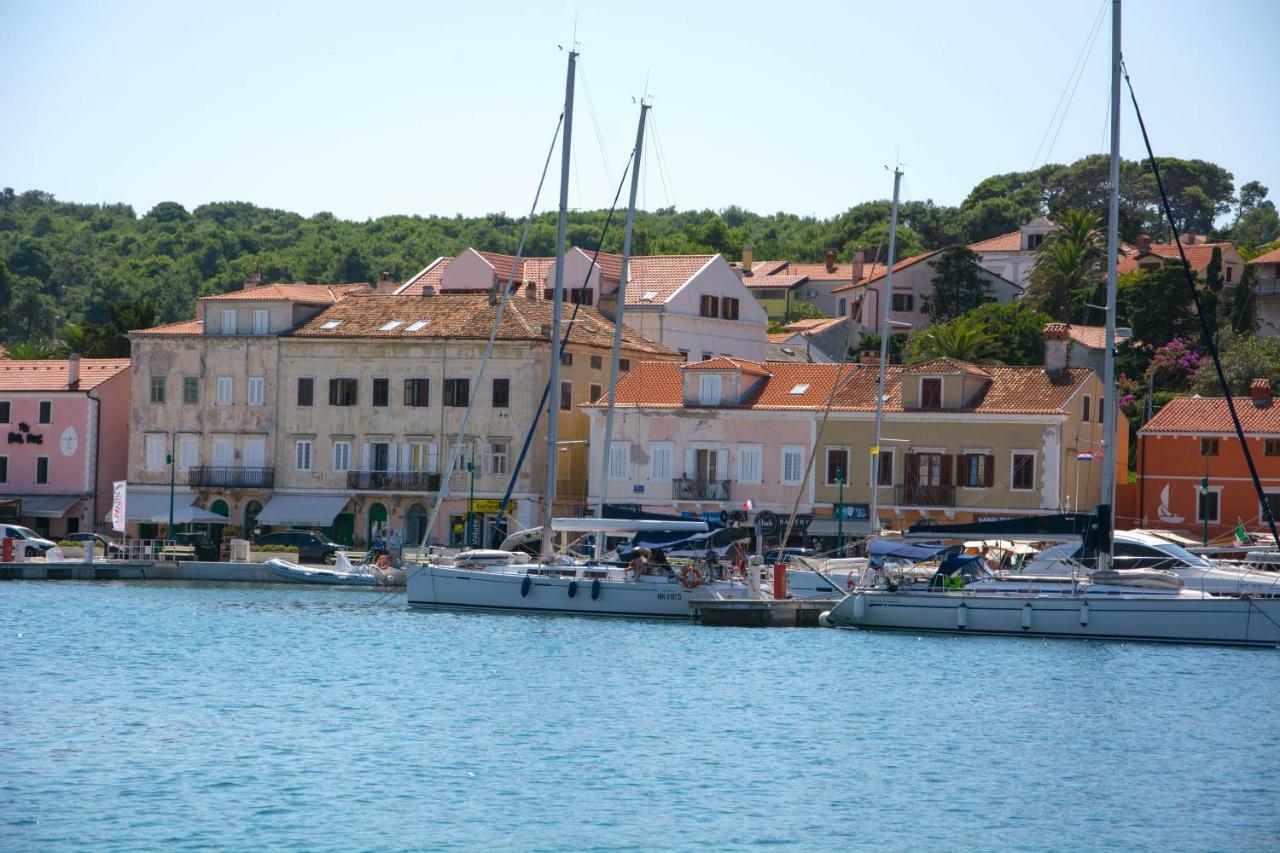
[818,610,834,628]
[852,593,867,620]
[1022,602,1033,630]
[1079,601,1090,626]
[957,603,968,629]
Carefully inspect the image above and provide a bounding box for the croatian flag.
[742,499,755,511]
[1077,452,1095,461]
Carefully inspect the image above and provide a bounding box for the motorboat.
[266,557,380,586]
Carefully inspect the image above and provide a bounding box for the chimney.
[1136,234,1152,255]
[741,247,754,276]
[242,271,262,291]
[67,353,81,389]
[825,249,836,273]
[1251,378,1272,407]
[850,249,865,282]
[1043,323,1069,372]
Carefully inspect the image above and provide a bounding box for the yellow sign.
[869,446,880,455]
[472,499,516,514]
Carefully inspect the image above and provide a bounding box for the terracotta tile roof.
[831,251,941,293]
[749,260,789,276]
[287,293,676,356]
[0,358,130,391]
[743,274,808,291]
[132,319,204,336]
[1139,396,1280,435]
[595,360,1091,415]
[680,357,772,377]
[1065,324,1123,350]
[1247,246,1280,265]
[782,262,861,282]
[625,255,717,306]
[398,258,449,295]
[901,358,992,378]
[782,317,845,334]
[968,230,1023,252]
[200,283,370,304]
[766,332,798,343]
[1116,242,1234,275]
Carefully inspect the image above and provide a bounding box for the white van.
[0,524,58,559]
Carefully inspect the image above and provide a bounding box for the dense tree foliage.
[921,247,988,322]
[904,301,1055,366]
[1025,209,1104,321]
[1190,334,1280,397]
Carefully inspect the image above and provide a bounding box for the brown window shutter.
[958,454,970,486]
[985,454,995,488]
[941,454,954,486]
[904,453,919,488]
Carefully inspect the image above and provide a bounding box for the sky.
[2,0,1278,222]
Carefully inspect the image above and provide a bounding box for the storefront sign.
[471,499,516,515]
[835,503,870,520]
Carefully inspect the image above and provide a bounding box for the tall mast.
[594,101,649,559]
[1098,0,1121,571]
[541,50,577,562]
[868,167,902,537]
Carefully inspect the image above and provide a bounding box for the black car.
[254,530,343,564]
[173,531,220,562]
[65,532,125,557]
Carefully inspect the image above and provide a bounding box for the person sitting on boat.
[628,547,651,579]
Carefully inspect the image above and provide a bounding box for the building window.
[721,297,740,321]
[826,448,849,485]
[178,435,198,471]
[781,446,805,485]
[560,351,573,367]
[404,378,430,407]
[329,378,357,407]
[607,442,631,480]
[1226,266,1234,283]
[372,377,390,407]
[443,378,469,407]
[589,384,602,403]
[560,381,572,411]
[182,377,199,404]
[149,376,166,404]
[838,298,847,316]
[701,352,713,362]
[36,400,52,424]
[0,401,8,424]
[247,376,265,406]
[252,309,269,335]
[698,374,722,406]
[921,377,942,409]
[875,449,894,487]
[451,441,472,473]
[410,442,438,474]
[1082,395,1091,422]
[332,441,351,472]
[220,309,237,335]
[678,349,690,361]
[35,455,49,484]
[1266,439,1280,457]
[961,453,993,488]
[1262,494,1280,523]
[1011,452,1036,491]
[216,376,234,406]
[699,294,720,318]
[892,292,914,312]
[145,434,167,471]
[1197,489,1220,524]
[738,445,762,484]
[590,355,603,370]
[491,378,509,409]
[1027,233,1045,250]
[297,377,314,407]
[488,441,509,476]
[649,443,673,481]
[618,359,630,372]
[1201,438,1220,457]
[0,456,7,483]
[211,438,233,467]
[295,440,312,472]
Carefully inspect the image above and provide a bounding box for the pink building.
[0,356,131,538]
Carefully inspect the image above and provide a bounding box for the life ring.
[376,554,391,571]
[680,566,702,589]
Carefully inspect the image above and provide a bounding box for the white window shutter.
[428,442,439,473]
[684,449,696,480]
[400,443,411,472]
[361,442,372,472]
[716,449,728,481]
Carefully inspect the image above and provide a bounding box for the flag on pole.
[1076,452,1095,461]
[1234,520,1249,545]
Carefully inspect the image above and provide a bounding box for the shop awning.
[0,494,82,518]
[105,491,200,523]
[255,494,350,527]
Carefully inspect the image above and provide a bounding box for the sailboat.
[405,54,754,618]
[823,0,1280,647]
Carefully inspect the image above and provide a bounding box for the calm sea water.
[2,581,1278,851]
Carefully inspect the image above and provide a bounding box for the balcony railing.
[188,466,275,489]
[346,470,442,492]
[895,484,956,507]
[673,477,731,501]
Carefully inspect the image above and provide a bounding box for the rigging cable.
[1030,0,1108,169]
[1121,59,1280,549]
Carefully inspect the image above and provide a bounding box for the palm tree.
[1026,209,1103,321]
[5,338,64,360]
[909,322,1000,364]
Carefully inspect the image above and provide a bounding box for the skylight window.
[641,291,658,302]
[405,320,429,332]
[789,383,810,395]
[321,320,343,330]
[379,320,404,331]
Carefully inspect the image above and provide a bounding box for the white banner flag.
[111,481,127,533]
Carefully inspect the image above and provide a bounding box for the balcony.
[895,484,956,507]
[673,477,731,501]
[188,466,274,489]
[346,470,442,492]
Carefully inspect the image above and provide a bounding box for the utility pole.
[868,166,903,538]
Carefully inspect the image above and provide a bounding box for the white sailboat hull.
[406,563,750,619]
[825,591,1280,647]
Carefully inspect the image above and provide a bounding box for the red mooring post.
[772,563,787,599]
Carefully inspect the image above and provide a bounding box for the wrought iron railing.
[188,466,275,488]
[672,478,731,501]
[346,470,442,491]
[895,484,956,507]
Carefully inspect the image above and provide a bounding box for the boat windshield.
[1150,541,1213,568]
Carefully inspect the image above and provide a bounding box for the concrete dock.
[694,597,841,627]
[0,560,400,586]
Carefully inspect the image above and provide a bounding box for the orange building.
[1137,379,1280,542]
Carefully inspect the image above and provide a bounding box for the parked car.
[254,530,344,564]
[0,524,58,559]
[173,531,219,562]
[65,532,125,557]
